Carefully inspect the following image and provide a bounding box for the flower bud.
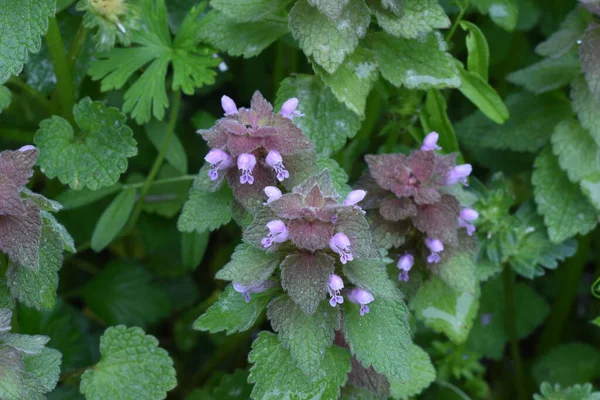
[261,220,289,248]
[397,254,414,272]
[446,164,472,186]
[237,153,257,185]
[421,132,441,151]
[328,274,344,291]
[221,95,238,116]
[343,190,367,206]
[264,186,282,204]
[348,288,374,316]
[281,98,303,119]
[460,208,479,222]
[330,233,353,264]
[18,145,36,152]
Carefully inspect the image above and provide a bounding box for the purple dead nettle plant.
[358,132,479,282]
[198,91,317,211]
[242,171,379,315]
[0,146,43,268]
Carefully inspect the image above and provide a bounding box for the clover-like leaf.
[34,98,137,191]
[80,326,177,400]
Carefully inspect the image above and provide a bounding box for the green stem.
[67,23,89,72]
[503,266,527,400]
[446,0,471,42]
[126,90,182,231]
[45,17,75,124]
[536,234,591,356]
[121,174,196,190]
[6,77,51,110]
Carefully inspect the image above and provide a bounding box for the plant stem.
[45,17,75,124]
[6,77,51,110]
[446,0,471,42]
[67,22,89,71]
[503,266,527,400]
[536,234,591,356]
[121,174,196,190]
[126,90,182,231]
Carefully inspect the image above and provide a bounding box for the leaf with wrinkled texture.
[343,258,400,300]
[248,331,351,400]
[532,148,597,243]
[343,298,411,381]
[508,55,581,94]
[367,32,461,90]
[388,344,436,399]
[373,0,450,39]
[216,243,280,286]
[533,343,600,386]
[280,252,334,315]
[34,98,137,191]
[267,295,340,375]
[80,326,176,400]
[536,8,590,58]
[0,0,55,83]
[276,75,361,155]
[193,285,275,334]
[211,0,284,21]
[580,24,600,98]
[289,0,370,73]
[571,74,600,147]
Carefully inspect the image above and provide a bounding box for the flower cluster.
[359,132,479,282]
[241,171,378,315]
[199,92,317,211]
[0,146,43,268]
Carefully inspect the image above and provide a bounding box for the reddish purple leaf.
[0,177,26,216]
[379,197,417,221]
[412,195,460,245]
[0,148,38,188]
[288,219,334,251]
[0,201,42,269]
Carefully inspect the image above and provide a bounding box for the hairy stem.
[45,17,75,124]
[503,266,527,400]
[536,234,591,356]
[126,90,182,231]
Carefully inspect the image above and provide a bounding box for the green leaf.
[534,382,600,400]
[466,277,550,359]
[23,347,62,396]
[532,148,597,243]
[215,243,280,287]
[316,156,352,197]
[0,0,54,83]
[197,11,288,58]
[343,297,411,381]
[91,188,136,252]
[181,231,209,270]
[193,284,275,334]
[571,74,600,147]
[536,8,590,58]
[0,86,11,113]
[289,0,370,74]
[82,261,171,327]
[177,173,233,233]
[580,24,600,98]
[373,0,450,39]
[507,55,581,94]
[212,370,253,400]
[89,1,220,124]
[80,326,177,400]
[433,251,479,295]
[472,0,519,31]
[533,343,600,386]
[411,276,480,343]
[248,331,351,400]
[7,215,65,310]
[419,89,460,154]
[312,46,379,118]
[276,74,361,156]
[267,295,340,375]
[142,166,191,218]
[0,345,25,399]
[343,258,400,300]
[34,98,137,191]
[367,31,461,90]
[56,184,123,210]
[456,92,572,153]
[551,119,600,209]
[145,120,187,174]
[388,344,436,400]
[210,0,284,21]
[460,21,490,81]
[457,64,510,124]
[306,0,351,19]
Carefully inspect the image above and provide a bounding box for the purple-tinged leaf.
[335,208,379,260]
[280,251,334,315]
[0,201,42,269]
[412,195,461,245]
[0,177,25,216]
[293,170,340,200]
[0,148,38,188]
[379,197,417,222]
[288,219,334,252]
[227,164,277,213]
[348,357,391,397]
[581,0,600,15]
[580,24,600,97]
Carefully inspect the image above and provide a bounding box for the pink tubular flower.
[458,208,479,236]
[425,238,444,264]
[421,132,441,151]
[348,288,374,316]
[264,186,282,204]
[327,274,344,307]
[446,164,472,186]
[260,220,289,248]
[233,281,272,303]
[343,190,367,213]
[237,153,257,184]
[221,95,238,116]
[18,145,36,152]
[205,149,233,181]
[330,233,353,264]
[397,254,414,282]
[265,150,289,182]
[280,98,304,119]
